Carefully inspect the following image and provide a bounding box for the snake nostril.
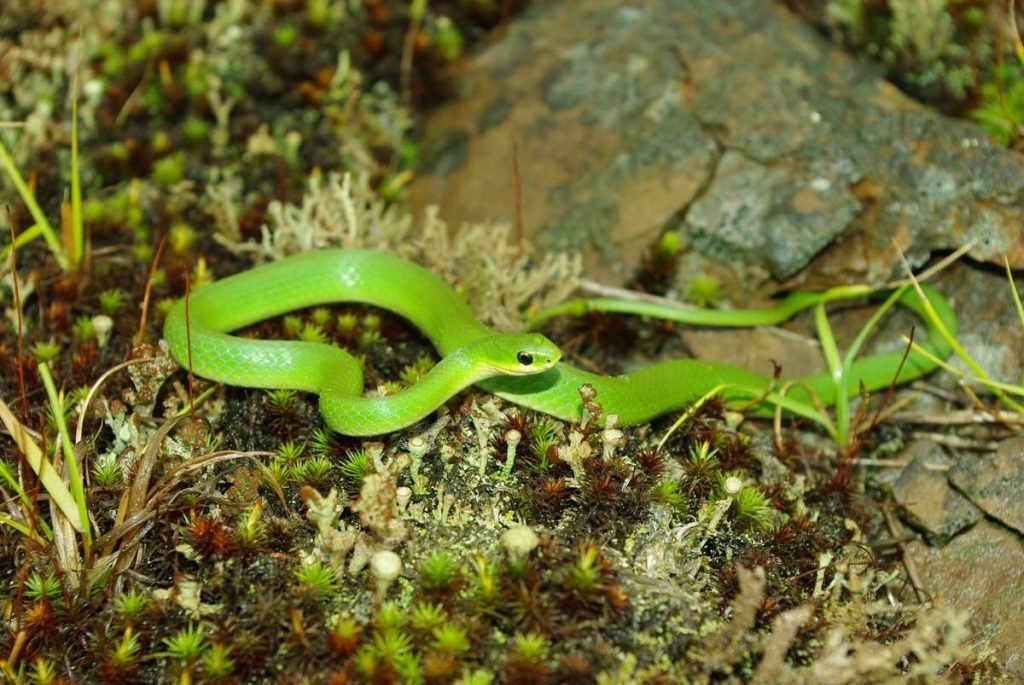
[516,351,534,366]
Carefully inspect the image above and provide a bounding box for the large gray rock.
[950,435,1024,535]
[890,441,982,547]
[908,520,1024,677]
[409,0,1024,287]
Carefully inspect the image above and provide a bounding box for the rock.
[950,435,1024,535]
[937,264,1024,389]
[890,440,981,546]
[680,326,825,380]
[682,151,861,280]
[907,520,1024,678]
[409,0,1024,289]
[413,0,718,281]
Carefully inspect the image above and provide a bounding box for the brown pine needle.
[136,233,167,344]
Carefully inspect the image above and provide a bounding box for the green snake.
[163,249,955,436]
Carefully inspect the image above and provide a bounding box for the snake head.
[487,333,561,376]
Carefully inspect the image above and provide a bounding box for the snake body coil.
[163,249,955,435]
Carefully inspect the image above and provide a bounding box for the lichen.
[257,172,583,332]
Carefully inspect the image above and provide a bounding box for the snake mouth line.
[479,367,565,396]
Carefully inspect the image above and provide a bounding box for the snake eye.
[516,351,534,366]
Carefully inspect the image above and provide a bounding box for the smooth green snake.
[163,249,955,436]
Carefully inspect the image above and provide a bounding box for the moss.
[804,0,1018,147]
[272,23,298,48]
[181,116,211,144]
[151,151,187,187]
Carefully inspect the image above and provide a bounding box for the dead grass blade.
[0,396,82,531]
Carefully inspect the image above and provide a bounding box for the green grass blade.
[905,338,1024,397]
[814,302,844,379]
[657,382,732,452]
[0,514,46,544]
[0,397,77,534]
[1005,257,1024,331]
[38,362,92,547]
[895,249,1023,411]
[0,137,66,270]
[70,70,84,267]
[841,286,906,370]
[814,301,848,445]
[0,460,53,540]
[0,223,43,262]
[906,276,1024,413]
